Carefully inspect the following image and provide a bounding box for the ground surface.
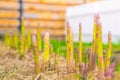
[0,40,120,80]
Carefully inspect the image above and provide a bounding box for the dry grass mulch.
[0,41,120,80]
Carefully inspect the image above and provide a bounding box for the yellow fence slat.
[66,0,83,4]
[23,0,40,3]
[0,10,19,18]
[23,0,82,5]
[0,1,19,10]
[23,19,64,28]
[23,3,66,12]
[26,27,65,36]
[1,0,82,5]
[0,19,19,27]
[23,11,65,20]
[0,26,17,31]
[0,0,18,1]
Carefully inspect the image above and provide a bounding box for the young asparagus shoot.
[103,50,107,72]
[92,14,98,54]
[9,32,14,49]
[18,37,25,59]
[43,32,50,63]
[66,22,74,73]
[74,48,79,72]
[90,14,98,71]
[26,30,32,51]
[105,31,112,71]
[13,30,19,49]
[96,15,105,80]
[5,32,10,49]
[37,26,42,52]
[21,21,26,38]
[79,23,82,65]
[32,35,40,74]
[21,21,27,51]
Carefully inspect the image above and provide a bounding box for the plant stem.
[79,23,82,69]
[37,26,42,52]
[14,30,19,49]
[26,30,32,51]
[43,32,50,63]
[96,15,105,80]
[66,23,74,73]
[32,35,40,74]
[105,31,112,71]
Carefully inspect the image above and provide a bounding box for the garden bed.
[0,41,120,80]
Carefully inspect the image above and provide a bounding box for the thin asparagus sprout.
[5,32,10,49]
[37,26,42,52]
[92,14,98,54]
[66,22,74,73]
[74,48,79,72]
[18,37,24,59]
[32,35,40,74]
[20,21,26,52]
[13,30,19,49]
[106,31,112,71]
[43,32,50,63]
[103,50,106,72]
[26,30,32,50]
[9,32,14,49]
[90,14,98,71]
[19,20,25,56]
[21,21,26,37]
[79,23,82,64]
[96,15,105,80]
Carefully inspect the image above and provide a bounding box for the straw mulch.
[0,42,120,80]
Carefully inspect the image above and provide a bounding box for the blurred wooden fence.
[0,0,96,37]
